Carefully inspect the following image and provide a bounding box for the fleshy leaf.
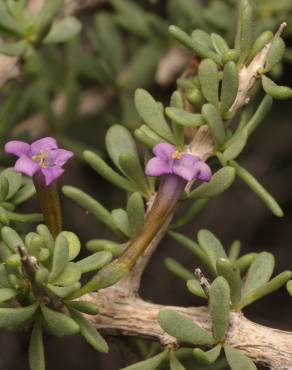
[198,59,219,107]
[158,310,214,345]
[29,319,45,370]
[121,351,168,370]
[135,89,176,143]
[70,309,108,353]
[189,167,235,199]
[224,345,256,370]
[209,277,230,341]
[41,304,79,337]
[76,251,112,273]
[242,252,275,297]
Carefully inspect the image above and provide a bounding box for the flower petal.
[5,141,30,157]
[153,143,175,161]
[145,157,172,177]
[14,156,39,177]
[41,167,64,186]
[194,161,212,182]
[173,154,200,181]
[30,137,58,155]
[49,149,74,167]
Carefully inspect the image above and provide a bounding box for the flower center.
[171,150,182,160]
[32,150,49,168]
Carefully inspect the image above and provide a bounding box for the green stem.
[33,173,62,238]
[75,174,186,296]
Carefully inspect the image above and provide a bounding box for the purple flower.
[5,137,74,186]
[146,143,212,182]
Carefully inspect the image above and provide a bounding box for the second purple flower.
[146,143,212,182]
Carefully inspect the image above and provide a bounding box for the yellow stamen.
[171,150,182,160]
[32,150,48,168]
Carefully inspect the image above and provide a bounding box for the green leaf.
[234,253,257,274]
[222,129,248,161]
[121,351,168,370]
[192,30,213,50]
[240,271,292,309]
[49,234,69,282]
[170,352,186,370]
[224,345,256,370]
[119,153,148,194]
[202,104,225,147]
[0,176,9,202]
[105,125,139,172]
[0,40,26,57]
[60,231,81,261]
[211,33,229,55]
[235,0,255,64]
[29,319,45,370]
[261,75,292,100]
[0,168,22,200]
[1,226,24,252]
[36,224,54,252]
[193,345,221,365]
[36,0,64,38]
[135,89,175,143]
[76,251,112,273]
[0,2,22,35]
[112,209,130,237]
[63,186,120,234]
[248,31,273,63]
[92,12,124,75]
[165,107,205,128]
[168,231,216,276]
[265,37,285,72]
[158,310,214,345]
[110,0,151,38]
[65,301,99,315]
[186,88,205,108]
[134,125,166,149]
[231,161,283,217]
[0,288,16,302]
[228,240,241,263]
[127,192,145,238]
[35,268,49,285]
[43,16,81,43]
[0,303,38,330]
[86,239,126,257]
[287,280,292,297]
[197,229,227,273]
[165,258,193,281]
[4,210,43,224]
[198,59,219,107]
[221,61,239,113]
[189,167,236,199]
[41,304,79,337]
[11,180,36,206]
[84,151,134,192]
[53,262,81,286]
[242,252,275,297]
[209,277,230,341]
[245,95,273,135]
[70,309,108,352]
[169,25,221,64]
[216,258,242,306]
[47,283,81,298]
[187,279,207,299]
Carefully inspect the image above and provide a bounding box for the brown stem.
[33,173,62,238]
